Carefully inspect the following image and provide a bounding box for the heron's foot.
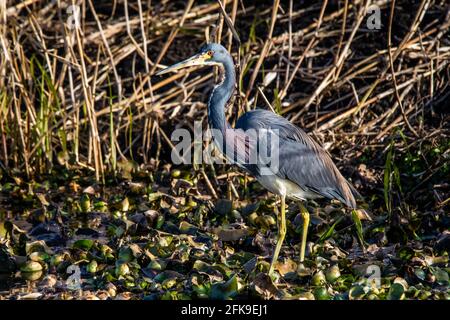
[297,262,313,277]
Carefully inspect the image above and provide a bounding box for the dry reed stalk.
[0,0,447,183]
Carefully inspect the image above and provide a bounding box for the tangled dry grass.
[0,0,449,300]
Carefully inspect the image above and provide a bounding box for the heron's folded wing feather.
[276,140,356,207]
[236,109,359,208]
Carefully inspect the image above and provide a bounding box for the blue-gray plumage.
[156,42,367,276]
[235,109,361,208]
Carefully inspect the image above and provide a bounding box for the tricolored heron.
[156,43,369,276]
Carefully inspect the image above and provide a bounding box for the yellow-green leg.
[268,194,286,276]
[298,202,310,262]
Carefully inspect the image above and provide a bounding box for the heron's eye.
[206,50,214,57]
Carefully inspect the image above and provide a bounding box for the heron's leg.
[298,202,310,262]
[268,194,286,276]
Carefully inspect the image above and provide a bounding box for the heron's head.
[155,43,232,76]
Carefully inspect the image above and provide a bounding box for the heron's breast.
[256,174,320,201]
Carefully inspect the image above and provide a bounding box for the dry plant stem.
[1,0,448,185]
[74,11,104,182]
[277,0,328,105]
[123,0,153,69]
[216,0,241,44]
[137,0,151,77]
[215,0,225,45]
[87,0,122,102]
[226,0,239,51]
[360,84,414,134]
[318,0,434,132]
[150,0,195,75]
[244,0,280,105]
[388,0,419,137]
[318,60,447,132]
[351,0,431,117]
[333,0,349,82]
[257,86,276,113]
[290,0,369,123]
[200,168,218,199]
[13,90,31,177]
[285,0,293,87]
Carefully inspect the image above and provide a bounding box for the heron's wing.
[236,109,312,144]
[235,109,360,208]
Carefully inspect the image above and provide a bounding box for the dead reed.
[0,0,448,192]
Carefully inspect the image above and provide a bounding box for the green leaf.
[398,246,415,261]
[311,271,326,286]
[148,258,167,271]
[179,221,199,235]
[118,246,134,262]
[313,286,330,300]
[414,268,426,281]
[73,239,94,251]
[20,261,43,273]
[352,210,366,247]
[387,283,405,300]
[318,216,343,243]
[349,285,366,300]
[209,274,238,300]
[430,267,449,286]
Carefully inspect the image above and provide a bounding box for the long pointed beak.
[155,53,206,76]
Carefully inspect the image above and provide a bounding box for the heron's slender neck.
[207,57,235,133]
